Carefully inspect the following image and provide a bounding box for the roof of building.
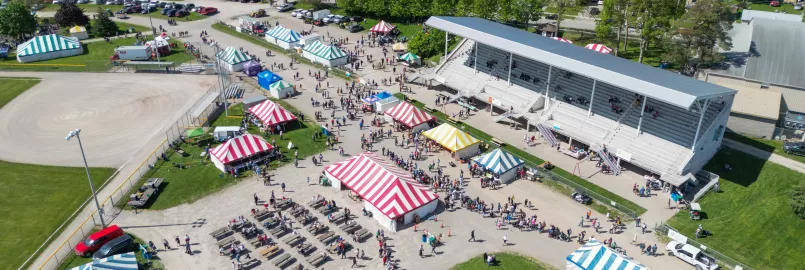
[426,17,736,109]
[731,87,781,119]
[740,10,802,23]
[744,18,805,88]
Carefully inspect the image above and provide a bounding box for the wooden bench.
[321,234,339,245]
[275,199,293,209]
[262,217,280,228]
[272,253,294,268]
[328,212,346,224]
[297,243,315,256]
[315,231,334,242]
[318,206,334,215]
[216,236,237,248]
[262,245,283,259]
[490,137,505,147]
[308,199,325,209]
[290,207,306,217]
[308,225,327,235]
[339,222,360,234]
[284,234,304,247]
[253,209,276,221]
[270,226,288,237]
[209,226,232,240]
[306,252,328,267]
[296,214,315,225]
[249,238,263,248]
[354,228,371,242]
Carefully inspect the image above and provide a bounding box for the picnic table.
[273,253,294,268]
[316,231,335,243]
[339,222,360,234]
[290,207,306,217]
[260,245,282,258]
[262,217,280,228]
[354,228,371,242]
[308,199,325,209]
[321,234,339,245]
[209,226,232,240]
[253,208,276,221]
[275,199,293,209]
[328,212,347,224]
[319,206,335,215]
[328,241,352,254]
[216,236,237,248]
[270,226,288,237]
[126,178,164,207]
[308,224,327,235]
[296,214,315,225]
[297,243,315,256]
[306,252,328,267]
[284,234,304,247]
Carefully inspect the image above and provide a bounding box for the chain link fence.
[654,224,754,270]
[30,82,225,270]
[530,166,639,218]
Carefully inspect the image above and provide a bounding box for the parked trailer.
[114,46,152,60]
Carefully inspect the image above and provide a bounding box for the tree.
[93,7,119,37]
[670,0,733,67]
[593,0,628,55]
[55,3,90,27]
[497,0,515,23]
[0,1,37,40]
[455,0,474,16]
[409,29,447,59]
[472,0,497,19]
[337,0,361,14]
[300,0,327,10]
[549,0,579,36]
[365,0,389,18]
[792,183,805,219]
[629,0,677,63]
[431,0,457,16]
[390,0,412,19]
[526,0,545,25]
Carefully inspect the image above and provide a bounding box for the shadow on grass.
[704,147,764,187]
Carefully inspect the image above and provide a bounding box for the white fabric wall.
[411,122,431,134]
[375,99,401,113]
[310,55,348,67]
[325,171,341,190]
[17,47,83,63]
[454,143,480,159]
[364,201,394,231]
[402,199,438,225]
[269,86,294,99]
[211,155,226,172]
[71,31,89,40]
[276,40,299,50]
[498,167,521,184]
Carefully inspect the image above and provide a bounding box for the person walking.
[419,245,424,258]
[431,243,436,254]
[281,182,286,192]
[468,230,475,242]
[579,216,584,227]
[253,193,259,205]
[641,223,647,234]
[352,256,358,268]
[163,239,170,250]
[503,235,508,245]
[174,236,180,246]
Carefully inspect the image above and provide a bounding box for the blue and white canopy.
[472,149,523,174]
[566,239,648,270]
[217,47,253,65]
[303,40,347,60]
[17,34,81,57]
[266,25,301,43]
[70,252,138,270]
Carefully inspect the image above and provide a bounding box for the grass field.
[119,99,328,210]
[0,161,116,269]
[56,232,164,270]
[0,78,41,109]
[560,31,665,67]
[0,35,194,72]
[39,4,207,21]
[452,252,554,270]
[395,93,647,218]
[723,131,805,164]
[544,5,585,19]
[292,3,424,38]
[666,148,805,269]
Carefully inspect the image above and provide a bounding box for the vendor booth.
[257,70,283,90]
[68,26,89,40]
[324,152,439,231]
[384,102,435,133]
[399,52,421,65]
[70,252,138,270]
[566,239,647,270]
[422,123,481,159]
[375,96,401,113]
[16,34,83,63]
[248,100,298,126]
[210,134,274,172]
[216,46,253,72]
[302,40,348,67]
[265,25,301,50]
[473,149,524,184]
[268,80,294,99]
[370,20,396,34]
[146,33,172,56]
[392,42,408,52]
[242,60,262,76]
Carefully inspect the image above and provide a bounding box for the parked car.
[784,141,805,155]
[277,3,293,11]
[322,14,336,23]
[332,15,346,24]
[546,14,558,20]
[160,7,172,15]
[313,19,324,26]
[185,3,194,9]
[92,235,135,260]
[141,6,154,13]
[590,7,600,16]
[795,2,802,10]
[348,24,363,33]
[291,9,303,17]
[666,241,719,270]
[198,6,217,15]
[350,16,363,22]
[74,225,125,257]
[77,0,90,3]
[770,0,780,6]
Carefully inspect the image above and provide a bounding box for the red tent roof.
[370,20,396,33]
[210,134,273,165]
[325,152,438,219]
[248,100,297,126]
[384,102,434,128]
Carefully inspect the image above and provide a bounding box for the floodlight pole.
[149,16,160,63]
[444,31,448,62]
[544,66,552,109]
[66,129,106,228]
[473,42,478,74]
[636,95,647,135]
[588,80,596,117]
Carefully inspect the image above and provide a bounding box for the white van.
[213,126,243,142]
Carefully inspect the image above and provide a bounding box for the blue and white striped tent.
[473,149,524,175]
[16,34,83,63]
[566,239,648,270]
[70,252,138,270]
[266,25,301,43]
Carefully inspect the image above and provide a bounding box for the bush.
[792,183,805,219]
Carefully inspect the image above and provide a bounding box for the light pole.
[66,129,106,228]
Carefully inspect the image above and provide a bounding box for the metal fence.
[532,166,640,218]
[654,224,754,270]
[30,82,225,270]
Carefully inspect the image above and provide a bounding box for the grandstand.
[425,17,737,186]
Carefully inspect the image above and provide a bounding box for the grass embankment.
[120,100,327,210]
[212,22,352,80]
[452,252,554,270]
[667,148,805,269]
[395,93,647,217]
[56,232,164,270]
[0,35,195,72]
[0,78,113,269]
[723,131,805,165]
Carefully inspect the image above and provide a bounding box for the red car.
[770,1,780,7]
[199,7,218,15]
[74,225,125,257]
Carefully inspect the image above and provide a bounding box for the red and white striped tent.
[585,43,613,54]
[384,102,435,133]
[324,152,439,231]
[551,37,573,44]
[370,20,396,34]
[248,100,298,126]
[210,134,274,172]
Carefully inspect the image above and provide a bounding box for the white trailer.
[312,9,330,20]
[115,46,152,61]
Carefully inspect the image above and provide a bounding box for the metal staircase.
[537,124,559,147]
[594,145,621,175]
[602,103,638,144]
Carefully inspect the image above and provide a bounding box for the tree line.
[0,1,121,42]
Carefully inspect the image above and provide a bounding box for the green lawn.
[666,148,805,269]
[560,31,665,67]
[40,4,206,21]
[723,131,805,165]
[0,78,40,109]
[0,161,116,270]
[544,5,585,19]
[292,3,423,38]
[56,232,164,270]
[452,252,554,270]
[0,35,195,72]
[120,100,328,210]
[395,93,647,218]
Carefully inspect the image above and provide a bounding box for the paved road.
[723,138,805,174]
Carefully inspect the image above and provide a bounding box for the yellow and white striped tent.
[422,123,480,152]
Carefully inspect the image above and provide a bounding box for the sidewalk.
[722,138,805,174]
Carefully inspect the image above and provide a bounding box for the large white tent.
[268,81,294,99]
[210,134,274,172]
[324,152,439,231]
[265,25,302,50]
[216,46,253,72]
[16,34,83,63]
[302,40,348,67]
[68,26,89,40]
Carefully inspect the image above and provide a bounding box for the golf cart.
[689,202,702,220]
[571,189,592,205]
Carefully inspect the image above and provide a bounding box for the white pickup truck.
[666,241,720,270]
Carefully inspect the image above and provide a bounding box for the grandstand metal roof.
[426,16,737,109]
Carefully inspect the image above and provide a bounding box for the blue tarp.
[375,91,392,100]
[257,70,283,90]
[362,91,393,104]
